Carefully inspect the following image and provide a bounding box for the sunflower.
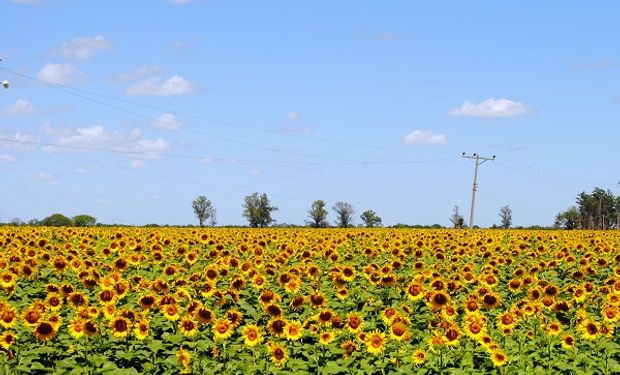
[406,282,425,301]
[98,288,116,306]
[284,279,301,294]
[251,274,266,289]
[267,317,288,338]
[318,330,336,345]
[137,294,157,310]
[285,320,304,341]
[381,307,399,325]
[316,309,334,326]
[45,294,63,312]
[0,272,16,289]
[33,321,57,342]
[489,350,508,367]
[365,331,386,355]
[84,320,98,338]
[134,319,149,340]
[463,314,486,340]
[341,340,357,358]
[264,303,283,318]
[109,316,131,339]
[346,313,364,333]
[481,292,501,310]
[47,313,63,331]
[430,291,450,311]
[389,321,410,342]
[241,324,263,347]
[0,331,17,350]
[68,291,89,309]
[335,288,348,301]
[573,286,588,303]
[561,334,576,350]
[496,311,517,330]
[411,349,426,365]
[0,306,18,329]
[309,291,327,309]
[177,348,191,372]
[545,321,562,336]
[443,326,461,346]
[579,319,600,341]
[212,318,234,340]
[268,342,288,367]
[68,317,85,339]
[602,305,619,324]
[226,309,244,328]
[341,266,356,282]
[179,317,199,337]
[161,304,181,321]
[195,307,215,324]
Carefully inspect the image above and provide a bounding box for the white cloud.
[0,155,16,163]
[0,130,35,151]
[285,111,301,121]
[75,165,100,174]
[402,130,448,145]
[169,0,192,4]
[250,170,262,177]
[44,125,170,161]
[1,99,36,116]
[152,113,182,130]
[27,172,60,186]
[54,36,111,60]
[37,63,86,84]
[130,159,146,168]
[372,33,403,41]
[573,58,618,70]
[110,65,163,82]
[278,126,313,134]
[449,98,532,118]
[125,75,194,96]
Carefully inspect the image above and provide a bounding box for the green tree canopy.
[192,196,217,227]
[499,205,512,229]
[73,214,96,227]
[307,200,329,228]
[41,213,73,227]
[333,202,355,228]
[242,193,278,227]
[360,210,382,228]
[450,205,465,228]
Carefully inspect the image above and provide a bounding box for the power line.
[0,136,458,166]
[0,65,454,155]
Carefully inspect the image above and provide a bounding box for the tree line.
[555,187,620,229]
[192,194,383,228]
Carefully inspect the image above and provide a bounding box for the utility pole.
[462,153,495,229]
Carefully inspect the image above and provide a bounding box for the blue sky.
[0,0,619,227]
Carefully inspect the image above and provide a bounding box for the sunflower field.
[0,227,618,374]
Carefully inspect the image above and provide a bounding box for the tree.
[73,214,96,227]
[360,210,382,228]
[192,196,216,227]
[554,206,581,229]
[242,193,278,227]
[10,217,23,226]
[307,200,329,228]
[449,206,465,228]
[332,202,354,228]
[41,213,73,227]
[499,205,512,229]
[576,188,616,229]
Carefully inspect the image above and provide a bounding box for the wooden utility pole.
[462,153,495,229]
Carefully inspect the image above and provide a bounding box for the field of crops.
[0,227,618,374]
